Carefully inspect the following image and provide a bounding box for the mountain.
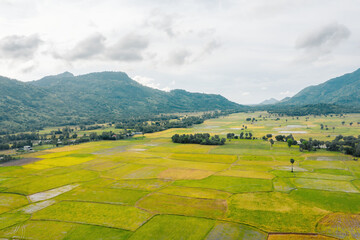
[0,75,73,133]
[280,97,290,103]
[259,98,279,105]
[0,71,243,133]
[284,68,360,105]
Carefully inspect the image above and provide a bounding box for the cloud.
[106,34,149,61]
[58,33,148,62]
[133,75,170,91]
[0,34,42,60]
[295,23,350,62]
[194,39,221,61]
[168,49,191,65]
[202,40,221,55]
[280,90,292,96]
[146,10,176,37]
[65,33,105,60]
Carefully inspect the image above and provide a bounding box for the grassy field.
[0,112,359,239]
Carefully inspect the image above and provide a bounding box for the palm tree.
[290,158,295,172]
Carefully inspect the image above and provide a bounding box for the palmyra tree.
[290,158,295,172]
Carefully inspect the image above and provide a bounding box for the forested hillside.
[0,72,243,133]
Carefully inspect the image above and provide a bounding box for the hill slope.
[259,98,279,105]
[0,71,242,133]
[284,68,360,105]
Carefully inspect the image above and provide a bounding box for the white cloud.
[133,75,171,92]
[280,90,293,96]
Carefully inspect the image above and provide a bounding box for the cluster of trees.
[115,111,230,134]
[0,154,15,163]
[276,135,297,147]
[320,124,335,131]
[290,135,360,157]
[172,133,226,145]
[246,117,257,122]
[226,132,254,140]
[0,144,10,150]
[88,131,129,141]
[325,135,360,157]
[262,134,298,147]
[79,125,102,131]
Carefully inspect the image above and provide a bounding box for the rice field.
[0,112,360,239]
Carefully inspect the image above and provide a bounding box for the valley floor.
[0,112,359,239]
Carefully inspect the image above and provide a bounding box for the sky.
[0,0,359,104]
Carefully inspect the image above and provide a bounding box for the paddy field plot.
[316,212,360,240]
[0,112,360,239]
[129,215,215,240]
[137,192,227,219]
[33,201,152,230]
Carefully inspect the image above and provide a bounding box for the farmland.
[0,112,360,239]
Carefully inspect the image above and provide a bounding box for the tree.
[269,139,274,146]
[354,144,360,157]
[239,132,244,139]
[290,158,295,172]
[287,139,293,147]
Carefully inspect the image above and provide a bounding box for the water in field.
[275,125,308,134]
[278,131,307,134]
[286,125,307,128]
[307,156,353,161]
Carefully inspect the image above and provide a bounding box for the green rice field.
[0,112,360,239]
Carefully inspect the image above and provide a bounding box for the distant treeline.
[114,111,236,133]
[260,103,360,116]
[0,110,235,150]
[172,133,226,145]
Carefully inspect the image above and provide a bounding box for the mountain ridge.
[0,71,243,133]
[282,68,360,105]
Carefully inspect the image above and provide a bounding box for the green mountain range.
[283,68,360,105]
[0,71,242,133]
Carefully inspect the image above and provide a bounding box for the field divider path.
[29,218,135,232]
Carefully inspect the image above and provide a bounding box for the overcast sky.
[0,0,359,104]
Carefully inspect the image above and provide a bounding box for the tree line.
[226,132,254,140]
[172,133,226,145]
[297,135,360,157]
[115,111,231,134]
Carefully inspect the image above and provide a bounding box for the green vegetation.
[137,192,226,218]
[0,72,243,133]
[129,215,215,240]
[174,176,273,193]
[33,201,152,230]
[0,112,360,239]
[171,133,226,145]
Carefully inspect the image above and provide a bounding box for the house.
[23,146,33,151]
